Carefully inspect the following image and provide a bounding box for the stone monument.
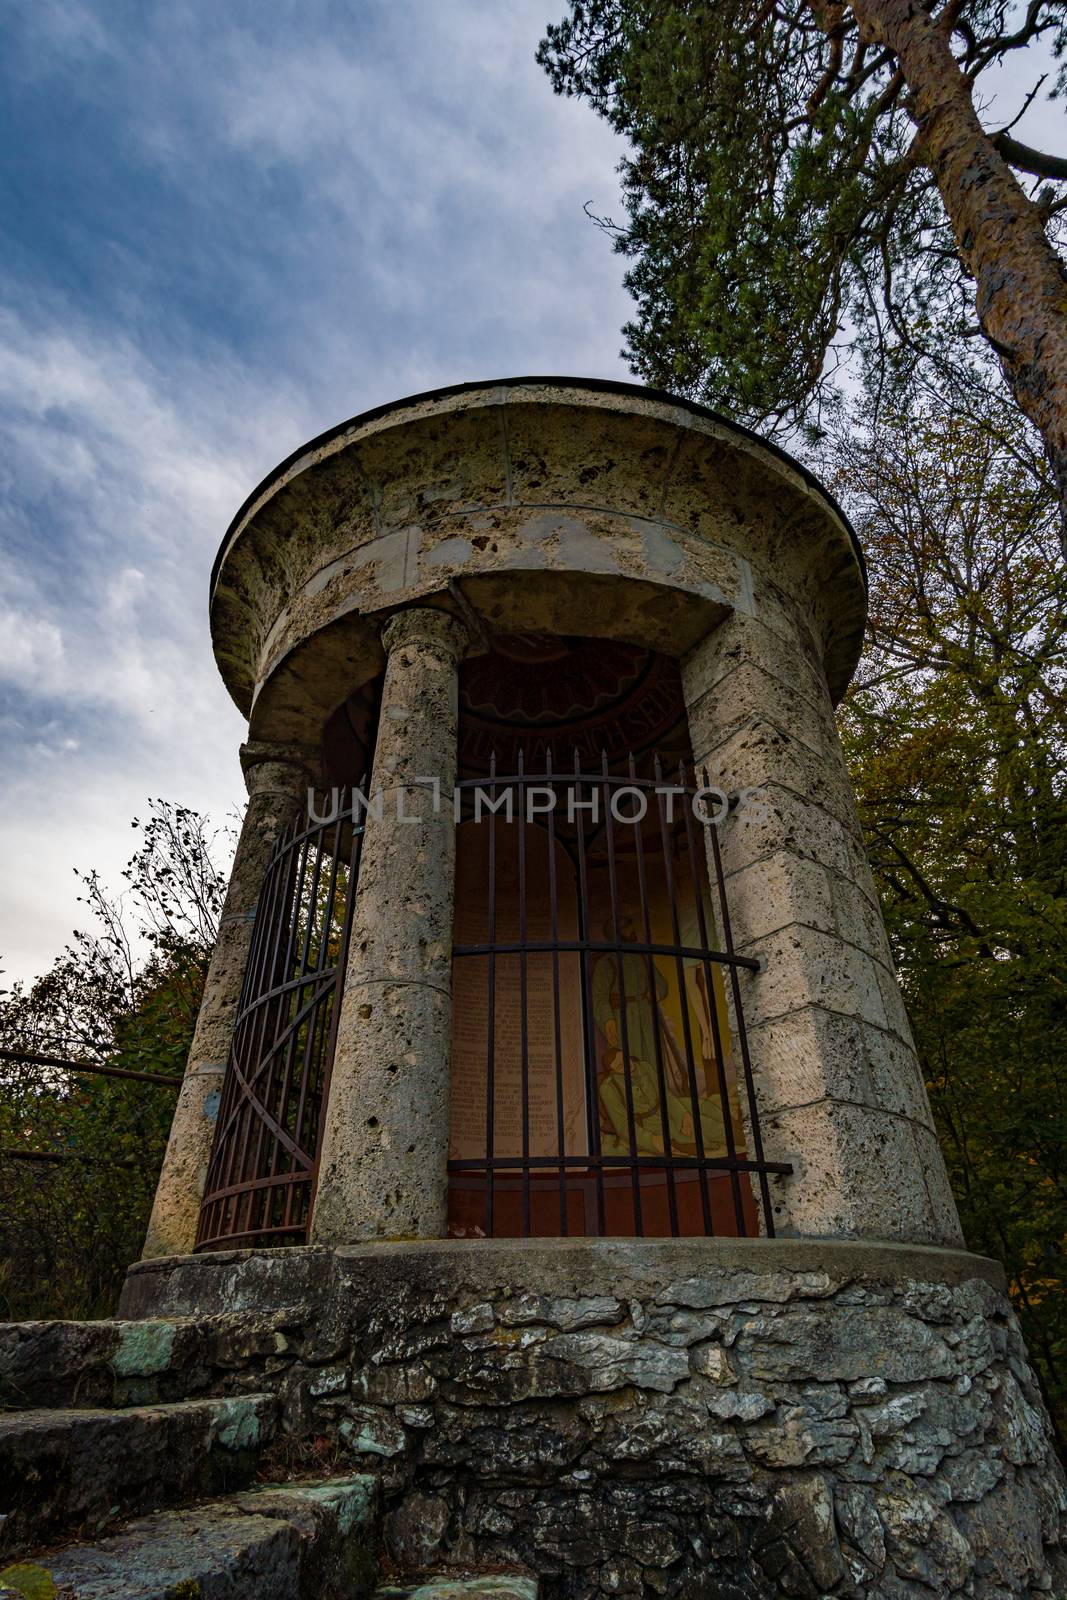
[8,379,1062,1599]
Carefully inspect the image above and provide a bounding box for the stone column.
[310,608,468,1245]
[682,610,964,1246]
[141,741,317,1260]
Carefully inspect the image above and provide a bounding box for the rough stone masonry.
[108,1238,1067,1599]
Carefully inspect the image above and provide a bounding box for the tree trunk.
[849,0,1067,548]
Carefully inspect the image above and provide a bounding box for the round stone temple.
[120,377,1065,1597]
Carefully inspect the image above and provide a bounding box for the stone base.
[121,1239,1067,1598]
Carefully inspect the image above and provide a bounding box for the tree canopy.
[538,1,1067,531]
[825,339,1067,1444]
[0,802,229,1318]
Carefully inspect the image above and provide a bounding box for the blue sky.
[1,1,1061,986]
[0,0,634,985]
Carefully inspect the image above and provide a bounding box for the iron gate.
[195,792,365,1250]
[447,752,787,1240]
[195,757,784,1250]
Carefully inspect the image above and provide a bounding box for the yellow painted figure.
[591,931,728,1158]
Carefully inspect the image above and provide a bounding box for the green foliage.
[0,1564,57,1600]
[538,1,1067,437]
[542,0,1067,1424]
[0,803,230,1320]
[829,353,1067,1444]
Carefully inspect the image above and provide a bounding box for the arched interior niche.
[321,674,383,788]
[457,633,692,776]
[447,635,755,1240]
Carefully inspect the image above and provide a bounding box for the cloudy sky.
[1,1,1061,988]
[0,0,635,986]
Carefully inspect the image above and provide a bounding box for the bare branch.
[582,199,627,237]
[991,131,1067,183]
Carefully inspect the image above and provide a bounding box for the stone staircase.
[0,1394,274,1552]
[0,1318,537,1600]
[5,1476,380,1600]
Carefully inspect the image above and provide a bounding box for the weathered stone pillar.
[141,741,316,1260]
[682,610,964,1246]
[310,608,469,1245]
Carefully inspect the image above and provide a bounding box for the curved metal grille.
[447,752,788,1240]
[195,792,365,1251]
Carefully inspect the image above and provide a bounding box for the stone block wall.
[682,609,961,1246]
[115,1239,1067,1599]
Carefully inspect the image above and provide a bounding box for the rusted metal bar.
[312,784,367,1219]
[678,758,746,1234]
[630,751,679,1237]
[601,748,644,1236]
[195,788,368,1252]
[545,747,568,1236]
[450,751,787,1240]
[572,752,606,1234]
[517,752,531,1237]
[453,939,758,970]
[707,792,777,1237]
[486,750,498,1239]
[448,1154,793,1173]
[654,755,715,1236]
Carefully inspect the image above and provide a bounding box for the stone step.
[0,1308,315,1411]
[0,1319,198,1411]
[0,1393,276,1557]
[1,1475,379,1599]
[376,1580,538,1600]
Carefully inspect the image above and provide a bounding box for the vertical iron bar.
[284,796,345,1233]
[654,758,714,1236]
[517,750,531,1238]
[312,786,366,1210]
[213,820,283,1212]
[227,815,295,1230]
[245,824,309,1239]
[573,749,605,1235]
[707,785,775,1237]
[602,750,643,1237]
[679,761,746,1233]
[545,748,568,1236]
[235,822,296,1230]
[292,800,345,1163]
[629,752,678,1236]
[219,825,286,1235]
[252,810,308,1238]
[485,751,498,1238]
[272,817,327,1223]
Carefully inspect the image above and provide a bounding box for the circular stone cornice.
[212,376,864,599]
[211,377,867,714]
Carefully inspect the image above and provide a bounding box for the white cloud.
[0,610,65,691]
[0,304,284,980]
[0,305,273,727]
[0,0,634,986]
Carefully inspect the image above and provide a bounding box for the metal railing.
[447,751,786,1239]
[194,790,365,1251]
[192,752,784,1250]
[0,1047,179,1168]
